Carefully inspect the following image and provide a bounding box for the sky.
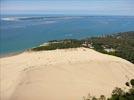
[1,0,134,15]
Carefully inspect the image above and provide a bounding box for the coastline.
[0,51,24,58]
[1,31,134,64]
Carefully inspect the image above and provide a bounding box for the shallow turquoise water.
[0,15,134,55]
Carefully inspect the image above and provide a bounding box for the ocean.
[0,15,134,55]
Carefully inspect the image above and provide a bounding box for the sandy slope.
[0,48,134,100]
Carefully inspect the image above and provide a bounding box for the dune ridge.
[0,48,134,100]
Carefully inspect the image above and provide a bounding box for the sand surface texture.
[0,48,134,100]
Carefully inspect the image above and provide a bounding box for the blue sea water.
[0,15,134,55]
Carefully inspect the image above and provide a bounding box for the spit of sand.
[0,48,134,100]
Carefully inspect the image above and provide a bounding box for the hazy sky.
[1,0,134,15]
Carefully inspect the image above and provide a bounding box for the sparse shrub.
[109,79,134,100]
[83,79,134,100]
[125,82,130,87]
[130,79,134,87]
[92,96,97,100]
[99,95,106,100]
[112,87,124,96]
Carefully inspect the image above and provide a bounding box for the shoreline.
[0,51,24,58]
[1,31,134,64]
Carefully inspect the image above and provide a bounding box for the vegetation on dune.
[31,39,82,51]
[87,31,134,63]
[31,31,134,63]
[83,79,134,100]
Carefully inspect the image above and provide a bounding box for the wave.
[44,21,57,24]
[1,17,44,21]
[1,16,84,22]
[1,17,19,21]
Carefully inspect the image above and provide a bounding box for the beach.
[0,47,134,100]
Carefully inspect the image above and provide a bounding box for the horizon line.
[1,13,134,17]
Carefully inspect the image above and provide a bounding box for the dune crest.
[0,48,134,100]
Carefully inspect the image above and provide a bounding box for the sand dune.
[0,48,134,100]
